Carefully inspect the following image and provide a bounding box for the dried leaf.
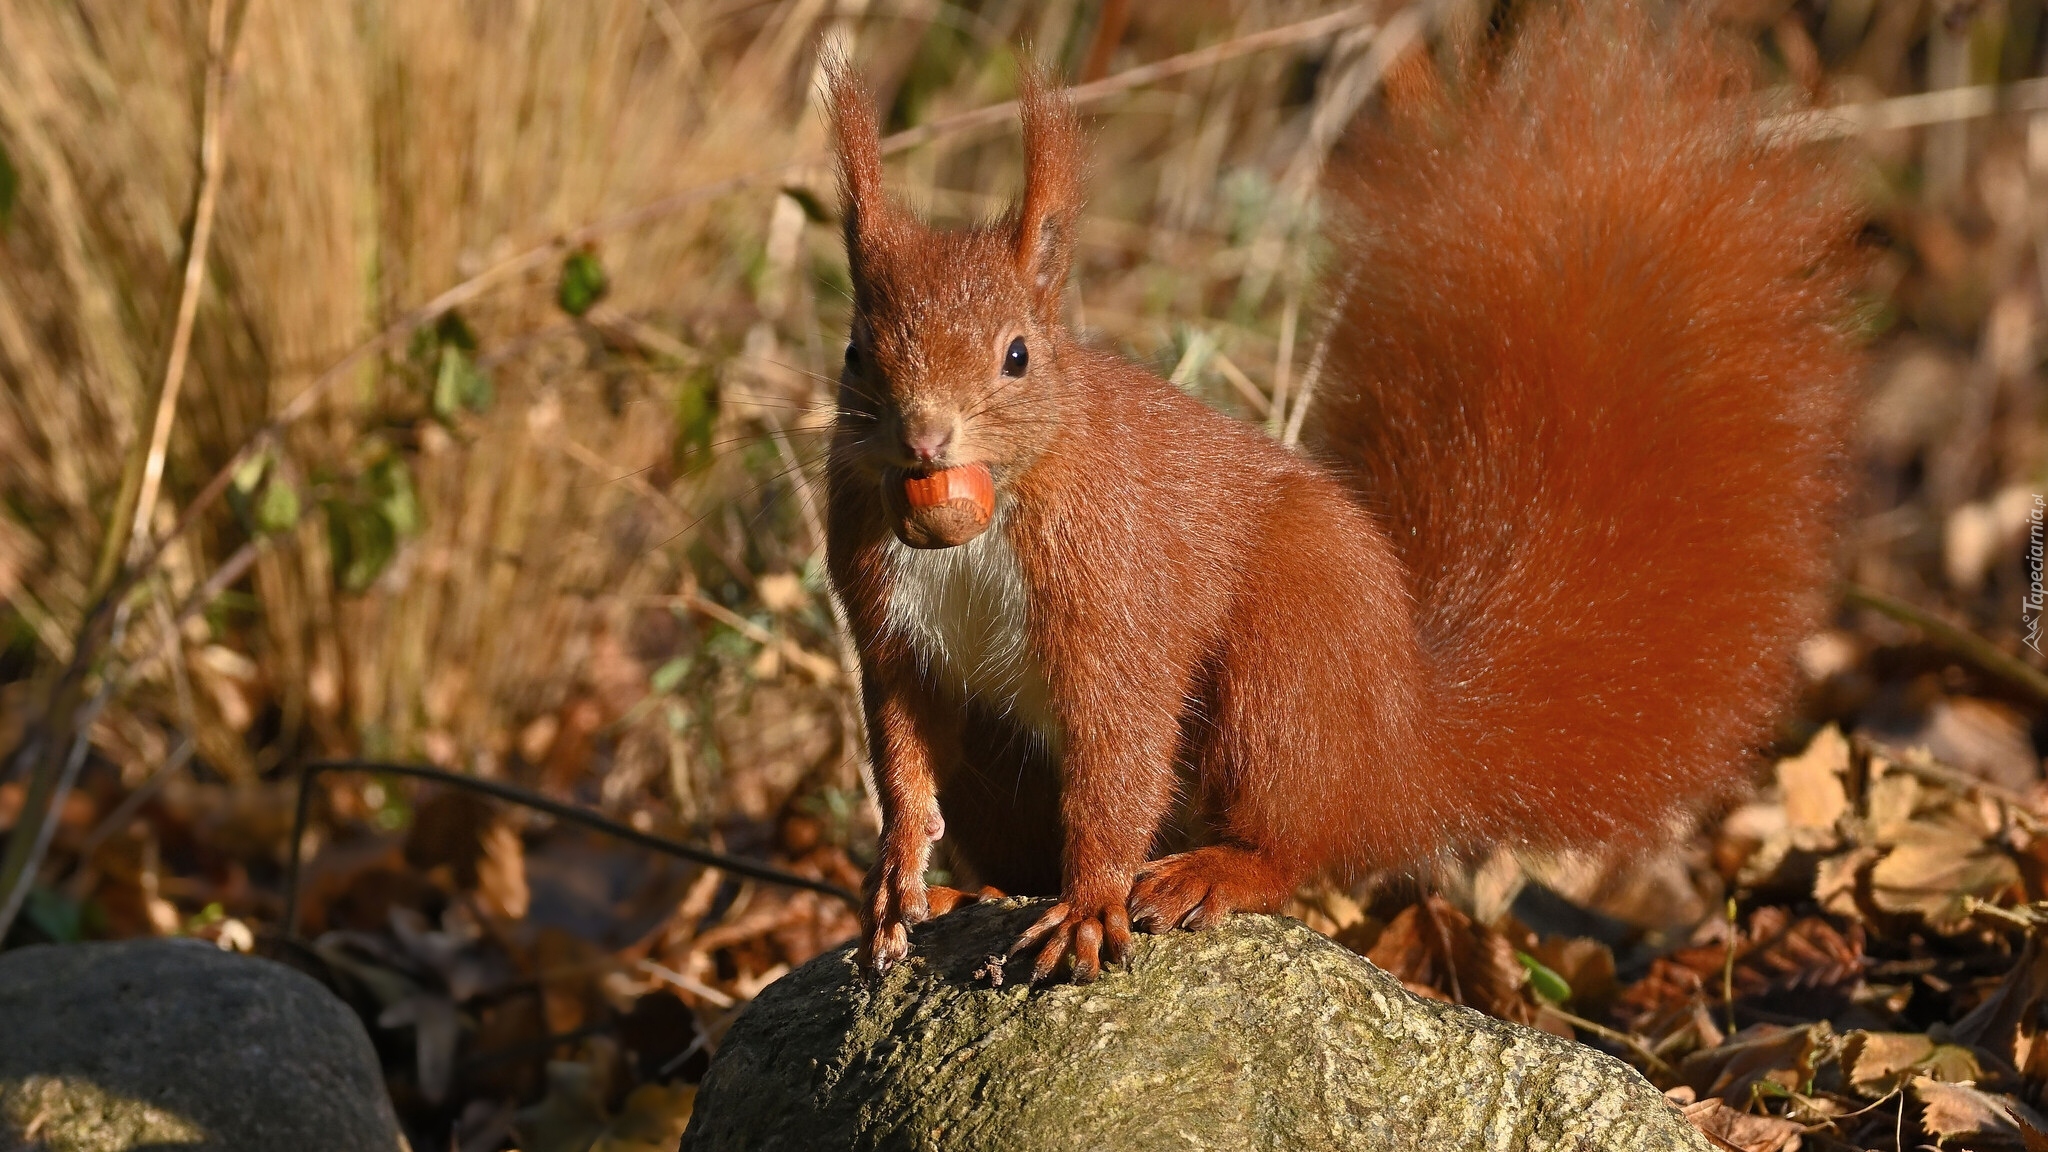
[517,1060,609,1152]
[404,789,530,920]
[1840,1030,1985,1097]
[477,819,530,920]
[1363,896,1534,1023]
[1864,763,1922,842]
[1779,725,1850,846]
[1680,1023,1826,1106]
[1812,845,1880,920]
[1911,1077,2048,1150]
[1869,825,2020,932]
[1680,1096,1806,1152]
[1948,936,2048,1062]
[1914,698,2040,792]
[591,1083,695,1152]
[378,992,460,1104]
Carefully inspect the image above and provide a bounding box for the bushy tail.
[1311,3,1862,853]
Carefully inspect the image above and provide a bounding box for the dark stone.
[0,937,404,1152]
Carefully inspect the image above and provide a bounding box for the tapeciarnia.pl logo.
[2027,493,2045,656]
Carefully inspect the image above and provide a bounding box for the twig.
[639,957,738,1008]
[1210,348,1271,418]
[1853,734,2048,832]
[0,1,243,941]
[1543,1006,1678,1079]
[1282,266,1358,447]
[127,0,235,564]
[1268,290,1299,438]
[1722,896,1740,1037]
[1841,582,2048,704]
[115,539,268,694]
[280,758,858,939]
[1768,76,2048,141]
[674,591,841,685]
[75,737,197,862]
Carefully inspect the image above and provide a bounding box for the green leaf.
[433,344,493,419]
[672,366,719,474]
[780,185,834,224]
[255,476,300,534]
[1515,951,1572,1004]
[370,456,419,536]
[327,498,397,592]
[0,140,16,232]
[433,310,478,352]
[230,449,270,496]
[651,656,691,694]
[557,249,609,317]
[22,887,84,943]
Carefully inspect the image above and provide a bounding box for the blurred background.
[4,0,2048,1148]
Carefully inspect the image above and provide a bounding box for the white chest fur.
[882,518,1058,743]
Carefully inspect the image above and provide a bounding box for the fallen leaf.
[1779,725,1850,847]
[1913,698,2040,792]
[517,1060,609,1152]
[379,991,460,1104]
[1812,845,1880,920]
[591,1083,695,1152]
[1680,1096,1806,1152]
[1911,1076,2048,1150]
[1840,1030,1983,1097]
[1363,896,1536,1024]
[1869,825,2020,932]
[1948,936,2048,1064]
[1680,1023,1826,1106]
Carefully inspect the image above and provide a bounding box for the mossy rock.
[682,899,1709,1151]
[0,937,404,1152]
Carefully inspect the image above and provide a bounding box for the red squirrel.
[823,4,1861,983]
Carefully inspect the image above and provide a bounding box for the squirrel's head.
[827,58,1084,548]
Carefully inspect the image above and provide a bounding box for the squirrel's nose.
[904,427,952,465]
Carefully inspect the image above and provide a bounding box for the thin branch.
[673,591,841,685]
[1841,582,2048,704]
[1768,76,2048,141]
[0,1,244,942]
[127,0,234,564]
[280,758,858,939]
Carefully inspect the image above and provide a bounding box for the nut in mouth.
[890,463,995,549]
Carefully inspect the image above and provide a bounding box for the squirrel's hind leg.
[1128,846,1294,932]
[924,884,1003,916]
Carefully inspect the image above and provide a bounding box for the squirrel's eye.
[1002,337,1029,378]
[843,343,860,372]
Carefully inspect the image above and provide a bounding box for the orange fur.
[824,6,1862,983]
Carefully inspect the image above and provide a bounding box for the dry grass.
[0,0,2044,876]
[0,0,1367,826]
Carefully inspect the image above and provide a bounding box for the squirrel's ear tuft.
[825,55,887,256]
[1013,63,1085,316]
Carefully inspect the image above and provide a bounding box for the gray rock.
[683,900,1710,1152]
[0,937,405,1152]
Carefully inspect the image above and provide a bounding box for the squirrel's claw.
[1130,846,1288,933]
[858,847,931,978]
[1009,895,1131,984]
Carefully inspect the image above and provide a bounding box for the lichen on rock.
[682,899,1710,1151]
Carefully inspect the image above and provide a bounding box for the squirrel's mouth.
[885,462,995,549]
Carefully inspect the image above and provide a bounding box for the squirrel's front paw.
[1008,887,1132,984]
[857,852,931,977]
